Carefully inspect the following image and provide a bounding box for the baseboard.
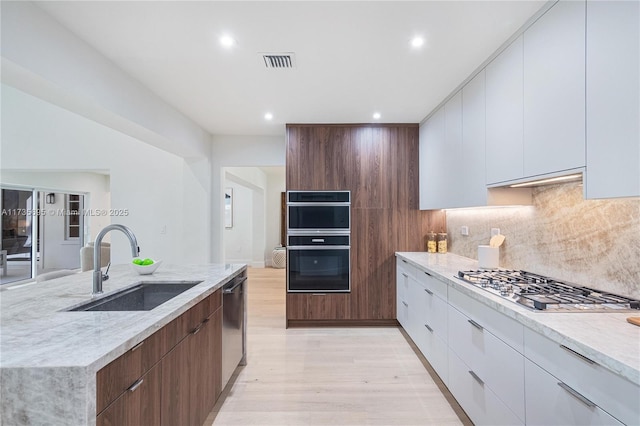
[286,319,400,328]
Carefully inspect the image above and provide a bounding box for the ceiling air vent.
[261,53,296,69]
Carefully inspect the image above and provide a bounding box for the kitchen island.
[396,252,640,425]
[0,263,246,425]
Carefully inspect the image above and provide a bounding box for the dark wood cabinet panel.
[190,306,223,426]
[286,293,350,320]
[286,123,445,323]
[96,328,163,414]
[160,335,191,426]
[96,363,161,426]
[98,288,225,425]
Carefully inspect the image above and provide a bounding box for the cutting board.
[626,317,640,327]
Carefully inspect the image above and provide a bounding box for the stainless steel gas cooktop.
[456,269,640,312]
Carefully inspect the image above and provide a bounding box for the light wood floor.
[206,267,470,426]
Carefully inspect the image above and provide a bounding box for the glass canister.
[426,232,437,253]
[437,232,448,254]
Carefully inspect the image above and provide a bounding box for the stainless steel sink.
[67,281,202,312]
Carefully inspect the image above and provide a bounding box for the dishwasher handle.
[224,276,247,294]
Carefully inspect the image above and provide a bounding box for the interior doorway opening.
[1,187,85,285]
[222,167,285,268]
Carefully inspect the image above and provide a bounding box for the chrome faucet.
[92,224,140,295]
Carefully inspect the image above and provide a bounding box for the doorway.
[1,187,84,285]
[222,167,284,268]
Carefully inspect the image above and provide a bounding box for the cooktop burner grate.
[456,270,640,312]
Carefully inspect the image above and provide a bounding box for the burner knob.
[500,285,513,296]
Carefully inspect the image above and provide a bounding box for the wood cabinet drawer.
[97,328,163,414]
[97,288,222,415]
[525,358,623,426]
[161,289,221,351]
[286,293,350,320]
[524,328,638,425]
[449,286,523,353]
[448,348,523,426]
[97,362,161,426]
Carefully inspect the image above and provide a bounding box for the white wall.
[223,167,269,267]
[264,167,286,266]
[40,192,81,270]
[223,182,254,264]
[1,1,210,159]
[1,85,210,265]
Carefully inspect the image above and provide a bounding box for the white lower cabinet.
[524,328,638,425]
[525,359,623,426]
[396,259,414,329]
[448,295,525,423]
[418,323,448,384]
[448,348,523,426]
[413,274,449,383]
[395,256,636,426]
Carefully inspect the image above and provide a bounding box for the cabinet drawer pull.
[468,371,484,385]
[201,318,210,325]
[423,271,432,277]
[560,345,598,366]
[192,324,203,335]
[402,273,408,278]
[424,288,433,295]
[424,324,433,332]
[467,319,483,331]
[131,341,144,352]
[311,238,325,243]
[127,378,144,393]
[402,259,408,264]
[557,382,596,408]
[402,301,408,307]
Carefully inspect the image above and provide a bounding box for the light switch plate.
[491,228,500,237]
[461,226,469,236]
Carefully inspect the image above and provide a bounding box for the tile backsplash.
[446,182,640,299]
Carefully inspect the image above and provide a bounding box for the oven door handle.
[287,202,351,206]
[288,245,351,250]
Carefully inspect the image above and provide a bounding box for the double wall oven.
[287,191,350,293]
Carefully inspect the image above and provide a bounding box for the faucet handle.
[102,262,111,281]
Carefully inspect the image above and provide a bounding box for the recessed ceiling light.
[410,36,425,49]
[220,34,236,48]
[264,112,273,121]
[373,112,381,120]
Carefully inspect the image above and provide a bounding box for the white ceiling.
[35,1,547,137]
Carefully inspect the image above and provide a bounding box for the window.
[65,194,82,240]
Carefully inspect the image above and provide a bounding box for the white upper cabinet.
[523,0,586,177]
[461,70,487,206]
[419,106,445,210]
[444,92,463,207]
[419,92,463,210]
[486,36,524,185]
[585,0,640,199]
[420,72,531,210]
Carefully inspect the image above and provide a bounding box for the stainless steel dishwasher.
[222,273,247,387]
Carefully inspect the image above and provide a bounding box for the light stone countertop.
[396,252,640,387]
[0,263,246,425]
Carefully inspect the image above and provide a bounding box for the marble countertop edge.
[0,263,247,372]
